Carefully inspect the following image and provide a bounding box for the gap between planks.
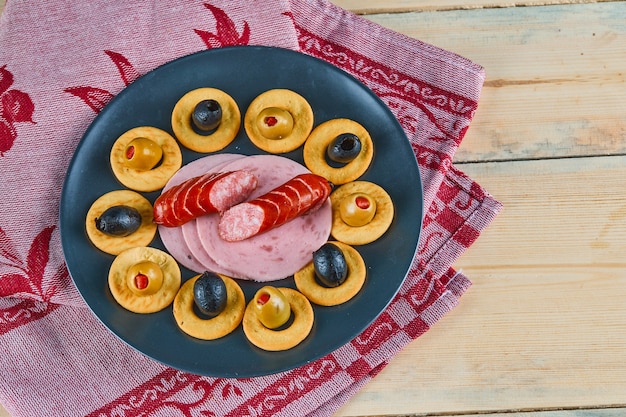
[333,0,620,15]
[362,2,626,164]
[364,406,626,417]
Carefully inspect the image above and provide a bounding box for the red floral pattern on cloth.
[0,65,35,156]
[0,1,501,416]
[195,3,251,48]
[65,51,140,113]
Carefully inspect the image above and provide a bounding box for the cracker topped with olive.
[329,181,394,245]
[244,89,314,154]
[85,190,157,255]
[295,241,366,307]
[242,286,314,351]
[108,247,181,314]
[110,126,182,192]
[173,272,246,340]
[303,118,374,185]
[171,87,241,153]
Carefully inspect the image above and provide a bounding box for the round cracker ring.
[85,190,157,255]
[330,181,394,246]
[110,126,182,192]
[244,89,314,154]
[108,247,181,314]
[294,241,366,307]
[172,274,246,340]
[242,287,314,351]
[303,118,374,185]
[171,88,241,153]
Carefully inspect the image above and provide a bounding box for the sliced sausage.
[218,173,332,242]
[154,170,258,227]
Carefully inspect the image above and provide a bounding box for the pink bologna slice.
[195,155,332,281]
[158,153,244,273]
[180,157,247,274]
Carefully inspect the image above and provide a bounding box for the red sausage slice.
[154,170,258,227]
[218,173,332,242]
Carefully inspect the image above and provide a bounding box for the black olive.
[193,271,228,318]
[312,243,348,287]
[95,205,142,237]
[327,133,362,163]
[191,99,222,132]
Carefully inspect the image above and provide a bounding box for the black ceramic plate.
[60,46,423,377]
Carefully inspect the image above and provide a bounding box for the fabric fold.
[0,0,501,416]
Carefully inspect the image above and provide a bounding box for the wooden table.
[2,1,625,416]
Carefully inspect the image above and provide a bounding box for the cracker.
[330,181,394,245]
[244,89,314,153]
[171,88,241,153]
[85,190,157,255]
[110,126,182,192]
[172,274,245,340]
[108,247,181,314]
[294,241,366,306]
[242,288,314,351]
[303,118,373,185]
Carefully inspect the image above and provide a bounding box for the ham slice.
[158,153,332,281]
[195,155,332,281]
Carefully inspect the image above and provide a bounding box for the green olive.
[124,137,163,171]
[253,286,291,329]
[126,261,164,296]
[339,192,377,227]
[256,107,294,140]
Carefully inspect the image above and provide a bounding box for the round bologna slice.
[195,155,332,281]
[180,157,246,276]
[158,153,244,273]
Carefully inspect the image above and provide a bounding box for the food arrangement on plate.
[86,86,394,351]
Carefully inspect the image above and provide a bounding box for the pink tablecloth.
[0,1,501,416]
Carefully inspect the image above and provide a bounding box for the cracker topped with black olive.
[294,241,366,306]
[171,87,241,153]
[303,118,374,185]
[85,189,157,255]
[173,272,245,341]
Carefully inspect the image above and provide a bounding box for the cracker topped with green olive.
[108,247,181,314]
[110,126,182,192]
[242,286,314,351]
[329,181,394,245]
[244,89,314,154]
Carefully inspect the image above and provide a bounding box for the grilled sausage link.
[218,173,332,241]
[154,170,258,227]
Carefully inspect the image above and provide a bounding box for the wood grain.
[365,3,626,163]
[333,0,616,14]
[334,155,626,416]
